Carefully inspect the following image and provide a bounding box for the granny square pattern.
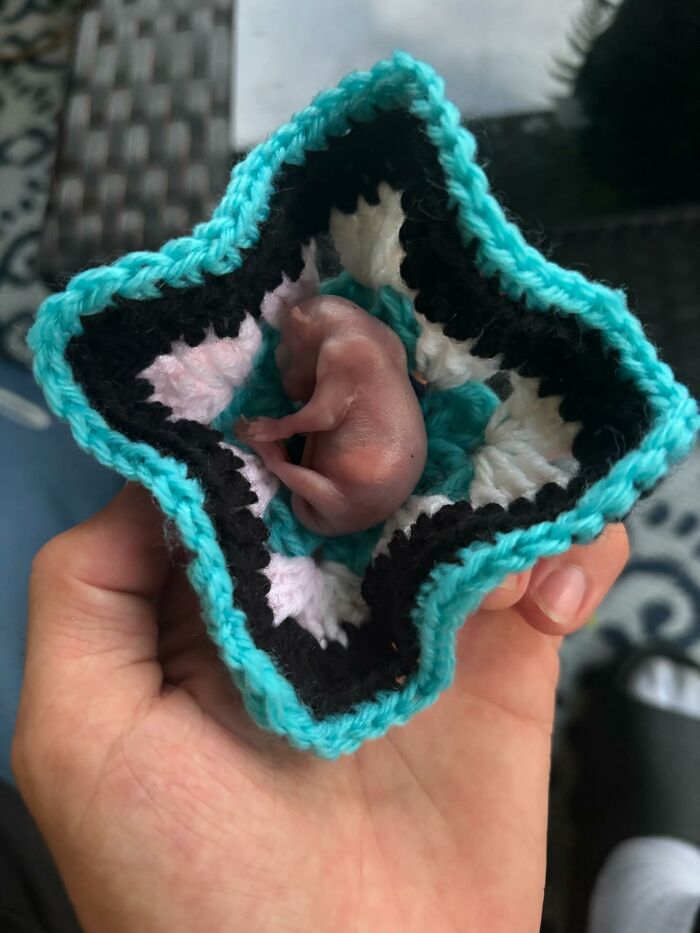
[29,53,699,756]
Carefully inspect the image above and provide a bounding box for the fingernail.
[531,564,587,625]
[500,573,519,591]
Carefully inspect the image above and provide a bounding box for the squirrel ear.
[289,305,307,327]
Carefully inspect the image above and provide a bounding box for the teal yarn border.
[29,52,699,757]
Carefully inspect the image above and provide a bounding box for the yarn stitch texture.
[29,53,699,756]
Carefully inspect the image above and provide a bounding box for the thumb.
[21,484,170,723]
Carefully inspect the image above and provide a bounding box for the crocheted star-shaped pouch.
[30,53,698,756]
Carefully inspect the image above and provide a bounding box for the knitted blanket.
[30,53,699,756]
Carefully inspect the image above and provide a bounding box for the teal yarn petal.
[419,382,500,498]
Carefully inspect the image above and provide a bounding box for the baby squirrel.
[236,295,427,536]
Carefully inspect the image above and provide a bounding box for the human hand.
[13,485,628,933]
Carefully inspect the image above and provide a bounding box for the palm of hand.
[44,574,553,933]
[15,487,626,933]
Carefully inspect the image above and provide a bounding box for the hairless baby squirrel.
[236,295,428,536]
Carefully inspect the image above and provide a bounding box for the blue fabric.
[0,360,121,781]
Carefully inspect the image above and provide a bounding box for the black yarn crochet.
[67,110,650,718]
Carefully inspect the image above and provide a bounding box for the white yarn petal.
[373,494,453,557]
[261,242,320,328]
[220,443,278,518]
[264,553,367,647]
[329,182,416,296]
[470,373,581,507]
[140,315,262,424]
[415,314,501,388]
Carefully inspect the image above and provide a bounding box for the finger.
[157,566,253,728]
[156,567,295,752]
[479,570,532,611]
[25,484,169,702]
[160,609,236,713]
[517,523,629,636]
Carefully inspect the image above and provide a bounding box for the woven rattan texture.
[39,0,232,281]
